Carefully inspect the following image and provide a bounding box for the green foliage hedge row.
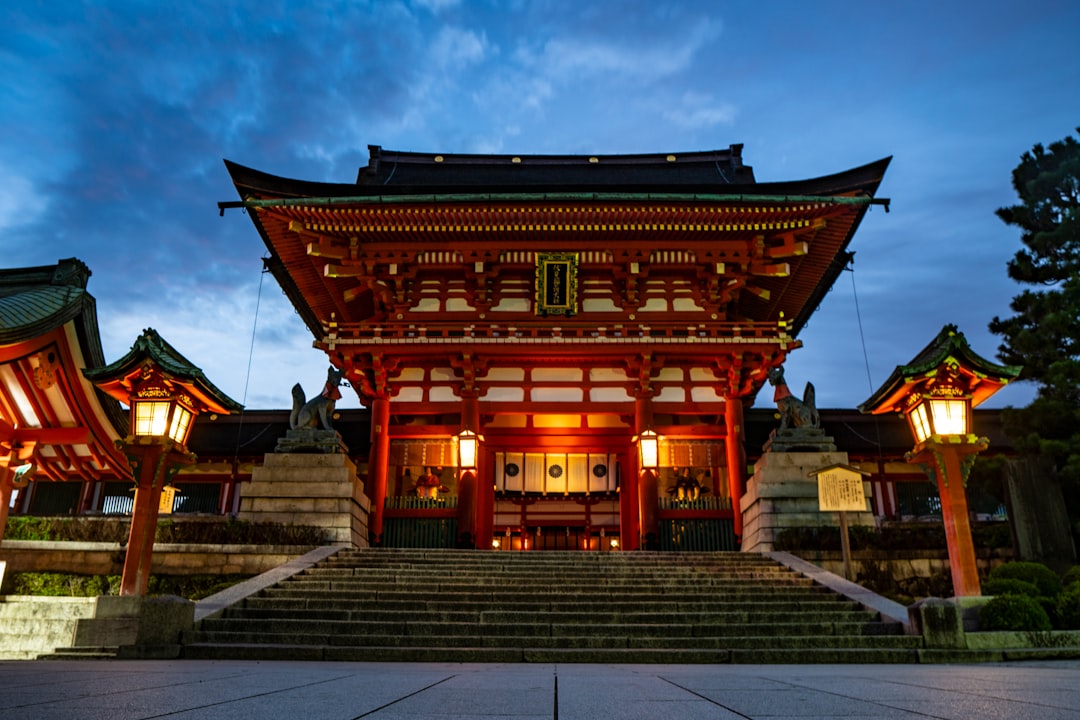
[978,561,1080,631]
[979,595,1052,631]
[8,572,250,601]
[5,516,327,545]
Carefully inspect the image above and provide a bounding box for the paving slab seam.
[350,674,458,719]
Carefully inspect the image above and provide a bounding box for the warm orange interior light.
[928,398,968,436]
[458,429,480,469]
[637,429,659,470]
[907,403,932,444]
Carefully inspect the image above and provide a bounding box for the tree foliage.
[990,128,1080,520]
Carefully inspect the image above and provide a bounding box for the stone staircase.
[184,549,922,663]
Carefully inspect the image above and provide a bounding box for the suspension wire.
[847,256,887,509]
[849,257,875,396]
[232,259,269,483]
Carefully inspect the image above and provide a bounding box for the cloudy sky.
[3,1,1078,412]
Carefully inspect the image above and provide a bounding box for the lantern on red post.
[859,325,1020,597]
[457,428,480,470]
[635,428,660,470]
[85,329,241,595]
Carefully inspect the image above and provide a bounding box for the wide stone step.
[256,588,838,605]
[187,629,917,651]
[295,571,815,586]
[228,604,873,625]
[196,616,892,639]
[180,642,923,664]
[186,549,911,664]
[238,596,855,615]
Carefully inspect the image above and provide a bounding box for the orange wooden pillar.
[367,395,391,546]
[457,394,482,549]
[724,396,747,542]
[119,441,193,596]
[635,395,659,550]
[909,442,983,596]
[619,447,640,550]
[475,454,494,550]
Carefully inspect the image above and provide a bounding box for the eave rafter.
[258,199,854,247]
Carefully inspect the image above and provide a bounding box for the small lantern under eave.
[457,429,480,470]
[636,429,660,470]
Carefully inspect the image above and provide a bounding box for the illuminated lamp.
[636,429,659,470]
[84,328,242,595]
[457,429,481,470]
[131,383,196,445]
[860,325,1020,597]
[905,394,969,444]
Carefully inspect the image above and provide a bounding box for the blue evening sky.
[3,1,1078,411]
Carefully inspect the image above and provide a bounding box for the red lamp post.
[859,325,1020,597]
[85,329,241,595]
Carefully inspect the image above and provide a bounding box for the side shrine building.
[225,144,891,551]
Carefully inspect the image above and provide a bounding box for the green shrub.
[988,562,1062,597]
[11,572,248,600]
[5,516,326,545]
[978,594,1052,631]
[11,573,120,597]
[1062,566,1080,589]
[1056,585,1080,629]
[982,577,1041,598]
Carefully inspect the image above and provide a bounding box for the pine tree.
[990,128,1080,526]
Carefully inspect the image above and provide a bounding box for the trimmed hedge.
[4,516,326,545]
[978,594,1052,631]
[1056,584,1080,630]
[988,561,1063,597]
[981,577,1041,598]
[9,572,250,600]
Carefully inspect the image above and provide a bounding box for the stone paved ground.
[2,659,1079,719]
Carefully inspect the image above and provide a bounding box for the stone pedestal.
[740,450,875,553]
[239,453,370,547]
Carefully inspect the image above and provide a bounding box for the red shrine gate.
[226,145,889,550]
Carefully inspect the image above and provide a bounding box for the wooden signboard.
[159,485,177,515]
[816,466,867,512]
[810,464,869,581]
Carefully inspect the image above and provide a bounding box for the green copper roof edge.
[858,325,1022,413]
[241,192,878,208]
[84,328,243,413]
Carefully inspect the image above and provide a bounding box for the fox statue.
[766,366,820,431]
[290,366,345,431]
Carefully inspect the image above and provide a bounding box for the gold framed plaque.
[535,252,578,316]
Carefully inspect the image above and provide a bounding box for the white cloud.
[413,0,460,13]
[0,170,46,233]
[517,19,721,84]
[661,91,736,129]
[430,26,489,69]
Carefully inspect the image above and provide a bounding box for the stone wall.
[239,452,369,547]
[741,450,875,552]
[796,548,1012,599]
[0,541,318,578]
